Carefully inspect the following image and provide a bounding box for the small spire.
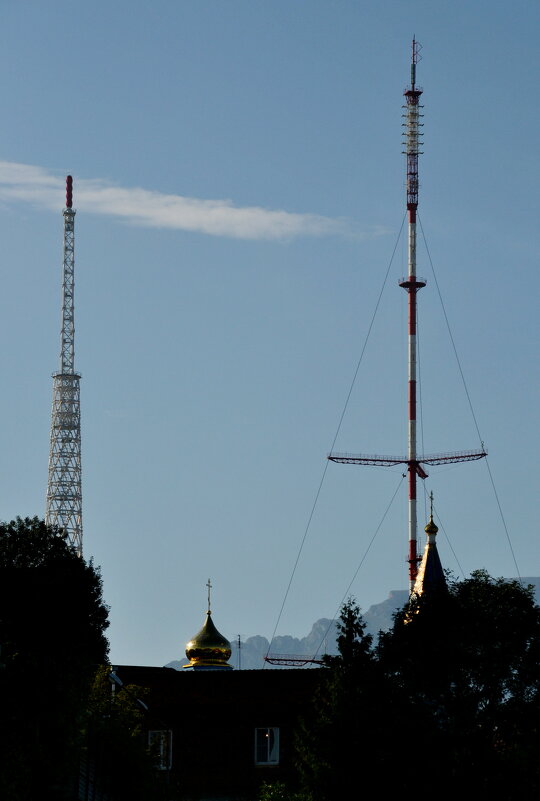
[412,492,446,597]
[206,578,212,614]
[425,491,439,538]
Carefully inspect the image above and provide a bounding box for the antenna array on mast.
[45,176,83,556]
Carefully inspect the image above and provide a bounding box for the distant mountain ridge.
[165,578,539,671]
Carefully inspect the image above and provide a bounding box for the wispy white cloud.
[0,161,387,241]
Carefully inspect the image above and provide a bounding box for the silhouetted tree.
[295,599,393,799]
[0,517,109,800]
[83,667,173,801]
[378,570,540,795]
[296,574,540,799]
[255,780,311,801]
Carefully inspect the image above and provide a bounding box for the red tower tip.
[66,175,73,209]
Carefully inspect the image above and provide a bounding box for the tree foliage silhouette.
[296,573,540,799]
[0,517,109,800]
[84,667,173,801]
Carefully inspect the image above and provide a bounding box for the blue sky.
[0,1,538,666]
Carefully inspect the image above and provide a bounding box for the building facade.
[112,663,320,800]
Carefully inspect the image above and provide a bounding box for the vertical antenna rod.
[399,38,425,590]
[45,176,83,555]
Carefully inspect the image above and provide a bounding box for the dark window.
[148,729,172,770]
[254,727,279,765]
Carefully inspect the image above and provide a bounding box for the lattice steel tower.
[45,175,83,555]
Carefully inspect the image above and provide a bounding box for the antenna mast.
[45,176,83,555]
[400,37,425,589]
[328,41,486,592]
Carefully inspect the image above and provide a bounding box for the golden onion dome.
[425,517,439,537]
[184,612,232,669]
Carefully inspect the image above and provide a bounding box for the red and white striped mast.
[328,41,486,593]
[399,38,425,589]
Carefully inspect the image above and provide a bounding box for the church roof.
[412,510,447,598]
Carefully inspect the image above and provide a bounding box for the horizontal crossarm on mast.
[328,453,409,467]
[264,654,324,667]
[328,448,487,470]
[421,449,487,465]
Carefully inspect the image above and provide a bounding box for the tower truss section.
[45,176,83,555]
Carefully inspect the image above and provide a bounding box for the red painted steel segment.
[66,175,73,209]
